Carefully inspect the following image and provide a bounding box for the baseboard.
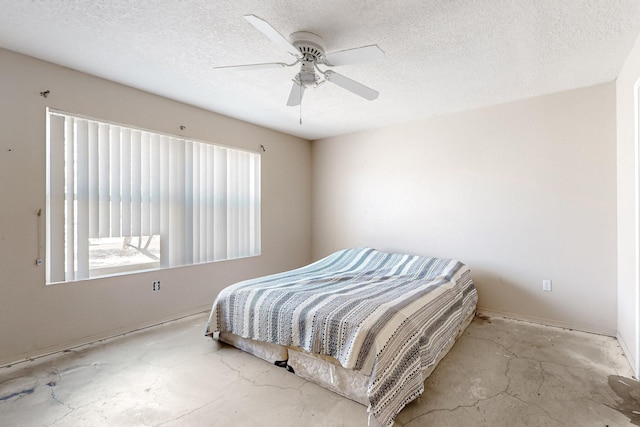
[2,306,626,371]
[617,331,639,379]
[0,306,211,368]
[476,307,617,337]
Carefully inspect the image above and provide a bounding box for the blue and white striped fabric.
[206,247,477,427]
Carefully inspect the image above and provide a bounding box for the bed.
[205,247,478,426]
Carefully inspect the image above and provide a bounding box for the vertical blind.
[46,110,261,283]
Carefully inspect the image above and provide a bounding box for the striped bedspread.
[205,247,477,426]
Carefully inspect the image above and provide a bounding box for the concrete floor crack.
[507,392,567,425]
[46,371,68,406]
[403,388,507,424]
[217,353,301,392]
[404,386,565,427]
[505,356,514,393]
[155,394,225,426]
[466,336,516,357]
[535,360,547,396]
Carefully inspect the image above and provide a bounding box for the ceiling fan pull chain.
[299,90,303,125]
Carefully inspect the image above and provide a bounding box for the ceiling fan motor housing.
[290,31,325,62]
[290,31,326,88]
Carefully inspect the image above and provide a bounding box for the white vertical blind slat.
[159,135,170,268]
[75,120,90,279]
[141,133,151,236]
[150,134,161,236]
[168,137,185,266]
[88,121,99,239]
[206,145,215,261]
[64,118,76,281]
[131,131,142,236]
[109,127,121,237]
[240,152,250,255]
[237,151,246,257]
[227,149,239,259]
[184,140,194,264]
[47,114,66,283]
[192,143,201,262]
[255,156,261,255]
[214,147,227,261]
[249,155,257,254]
[120,129,132,236]
[98,123,110,238]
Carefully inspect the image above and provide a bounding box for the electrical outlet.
[152,280,161,291]
[542,279,552,292]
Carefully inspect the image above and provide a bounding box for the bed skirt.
[218,304,476,415]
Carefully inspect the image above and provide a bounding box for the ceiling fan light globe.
[299,73,317,84]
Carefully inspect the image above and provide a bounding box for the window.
[46,109,261,283]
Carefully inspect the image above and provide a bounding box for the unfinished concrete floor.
[0,313,638,427]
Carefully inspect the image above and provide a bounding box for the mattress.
[206,247,478,426]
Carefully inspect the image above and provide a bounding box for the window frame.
[45,108,261,284]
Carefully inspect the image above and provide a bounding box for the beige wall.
[0,48,312,365]
[312,83,617,336]
[0,43,627,368]
[616,32,640,376]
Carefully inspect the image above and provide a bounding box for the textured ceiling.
[1,1,640,140]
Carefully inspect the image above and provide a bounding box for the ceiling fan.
[215,15,385,106]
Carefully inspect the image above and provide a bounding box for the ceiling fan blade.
[244,15,302,59]
[324,71,379,100]
[213,62,288,72]
[286,82,305,106]
[324,45,385,66]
